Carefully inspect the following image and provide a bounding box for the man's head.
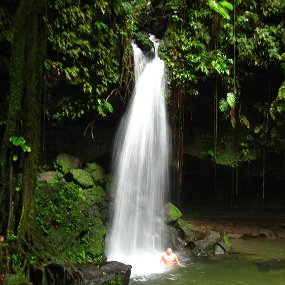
[166,248,172,255]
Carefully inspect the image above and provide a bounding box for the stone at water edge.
[176,218,198,243]
[77,261,132,285]
[193,231,221,251]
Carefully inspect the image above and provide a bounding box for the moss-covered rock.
[166,202,183,223]
[56,153,82,174]
[69,168,94,188]
[85,162,106,182]
[34,178,107,264]
[176,218,196,242]
[134,32,154,52]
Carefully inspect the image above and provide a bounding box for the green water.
[130,239,285,285]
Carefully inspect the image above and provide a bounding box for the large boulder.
[30,261,132,285]
[77,261,132,285]
[193,231,221,251]
[166,202,183,223]
[56,153,82,174]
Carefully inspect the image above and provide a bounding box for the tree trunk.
[0,0,46,267]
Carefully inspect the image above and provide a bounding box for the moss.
[69,169,94,188]
[166,202,183,223]
[176,218,196,242]
[56,153,82,174]
[3,273,30,285]
[85,162,106,182]
[102,274,124,285]
[134,32,154,52]
[34,179,108,264]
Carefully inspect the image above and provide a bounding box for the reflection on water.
[130,239,285,285]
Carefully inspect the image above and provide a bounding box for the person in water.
[160,248,184,267]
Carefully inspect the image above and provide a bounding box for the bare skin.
[160,248,184,267]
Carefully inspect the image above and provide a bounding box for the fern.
[219,1,233,11]
[208,0,232,20]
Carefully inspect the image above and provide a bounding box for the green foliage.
[201,133,257,166]
[208,0,233,20]
[277,81,285,101]
[226,93,236,108]
[219,98,229,113]
[9,136,31,153]
[35,179,107,264]
[221,233,231,249]
[45,0,128,122]
[239,115,250,129]
[9,136,31,162]
[103,274,124,285]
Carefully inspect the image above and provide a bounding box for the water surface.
[130,239,285,285]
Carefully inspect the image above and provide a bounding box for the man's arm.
[174,255,181,266]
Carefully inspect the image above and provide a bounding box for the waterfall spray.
[106,36,170,276]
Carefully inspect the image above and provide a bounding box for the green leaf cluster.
[9,136,31,162]
[45,0,130,122]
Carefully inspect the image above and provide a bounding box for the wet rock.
[191,246,207,257]
[214,244,226,255]
[77,261,132,285]
[167,225,186,250]
[193,231,221,251]
[176,218,197,243]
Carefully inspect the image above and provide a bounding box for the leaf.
[23,146,32,153]
[254,126,262,134]
[219,1,233,11]
[239,115,250,129]
[226,93,236,108]
[208,0,231,20]
[277,81,285,100]
[219,98,229,112]
[13,155,18,161]
[44,59,52,70]
[103,101,113,113]
[231,116,236,128]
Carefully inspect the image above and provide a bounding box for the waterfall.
[106,36,170,276]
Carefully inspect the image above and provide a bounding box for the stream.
[130,239,285,285]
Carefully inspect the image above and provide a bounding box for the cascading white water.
[106,36,170,276]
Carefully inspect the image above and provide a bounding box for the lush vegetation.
[0,0,284,283]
